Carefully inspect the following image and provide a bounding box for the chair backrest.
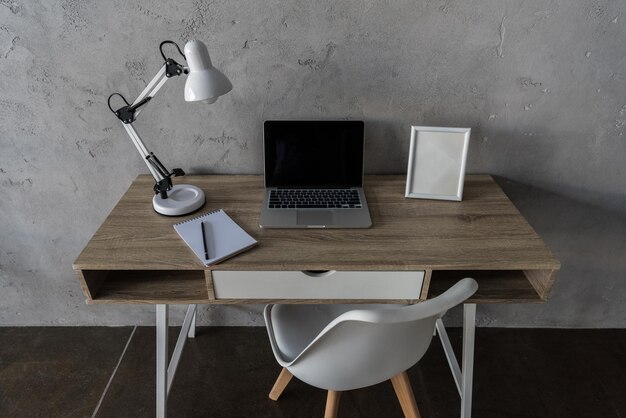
[284,278,478,391]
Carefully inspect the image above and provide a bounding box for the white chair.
[264,278,478,418]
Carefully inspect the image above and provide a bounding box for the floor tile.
[3,327,626,417]
[0,327,133,418]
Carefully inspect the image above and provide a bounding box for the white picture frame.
[405,126,471,201]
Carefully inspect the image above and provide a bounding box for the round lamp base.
[153,184,205,216]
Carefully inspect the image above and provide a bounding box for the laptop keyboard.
[269,189,362,209]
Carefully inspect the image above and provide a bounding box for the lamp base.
[153,184,205,216]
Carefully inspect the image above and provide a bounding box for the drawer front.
[211,270,424,300]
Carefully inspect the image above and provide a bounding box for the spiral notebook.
[173,209,258,266]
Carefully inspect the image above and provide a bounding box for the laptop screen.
[264,120,364,188]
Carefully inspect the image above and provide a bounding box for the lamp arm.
[132,59,189,118]
[122,123,164,181]
[132,65,172,119]
[119,64,170,182]
[122,119,185,198]
[110,63,188,198]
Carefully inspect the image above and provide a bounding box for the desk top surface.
[74,174,560,272]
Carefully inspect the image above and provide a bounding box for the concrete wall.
[1,0,624,326]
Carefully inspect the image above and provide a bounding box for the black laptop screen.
[264,121,364,188]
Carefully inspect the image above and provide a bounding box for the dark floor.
[0,327,625,418]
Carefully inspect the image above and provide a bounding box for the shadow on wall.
[444,176,626,328]
[363,118,408,174]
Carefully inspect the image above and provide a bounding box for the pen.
[201,221,209,260]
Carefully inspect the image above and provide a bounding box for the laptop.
[259,120,372,229]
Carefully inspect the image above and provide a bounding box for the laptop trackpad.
[297,210,334,227]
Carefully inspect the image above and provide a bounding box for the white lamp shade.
[184,40,232,103]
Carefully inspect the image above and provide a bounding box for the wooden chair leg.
[269,368,293,401]
[390,371,421,418]
[324,390,342,418]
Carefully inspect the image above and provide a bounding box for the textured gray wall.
[1,0,624,326]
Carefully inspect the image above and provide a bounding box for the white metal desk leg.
[187,310,196,338]
[156,304,169,418]
[461,303,476,418]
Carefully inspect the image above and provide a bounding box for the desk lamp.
[107,40,232,216]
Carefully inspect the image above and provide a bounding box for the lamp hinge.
[165,58,188,78]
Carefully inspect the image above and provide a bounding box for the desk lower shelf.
[428,270,555,303]
[76,268,557,305]
[77,270,210,305]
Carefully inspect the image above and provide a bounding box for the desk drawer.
[211,270,424,300]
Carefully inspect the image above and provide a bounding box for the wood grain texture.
[74,175,560,271]
[73,175,560,304]
[75,270,107,300]
[427,270,546,303]
[204,270,216,300]
[268,368,293,401]
[86,270,209,305]
[324,391,342,418]
[390,371,421,418]
[420,270,432,301]
[524,269,559,301]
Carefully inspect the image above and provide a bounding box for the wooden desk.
[74,174,559,304]
[73,174,559,418]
